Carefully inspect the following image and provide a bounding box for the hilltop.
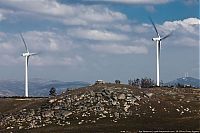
[0,83,199,132]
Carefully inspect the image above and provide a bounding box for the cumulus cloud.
[21,31,77,52]
[0,8,14,21]
[0,31,83,66]
[157,18,199,47]
[85,0,173,4]
[0,17,198,67]
[0,13,5,21]
[0,0,126,25]
[68,28,129,41]
[30,55,84,66]
[132,23,150,33]
[89,44,148,54]
[112,24,132,32]
[162,18,199,32]
[0,0,198,65]
[136,17,199,48]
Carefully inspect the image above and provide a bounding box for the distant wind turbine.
[20,33,37,97]
[149,17,172,86]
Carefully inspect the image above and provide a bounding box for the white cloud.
[183,18,200,25]
[0,31,83,66]
[0,8,14,21]
[89,44,148,54]
[21,31,77,52]
[132,24,150,33]
[112,24,132,32]
[68,28,129,41]
[30,55,84,66]
[173,37,198,47]
[0,13,5,21]
[142,18,199,47]
[162,18,199,32]
[131,38,151,46]
[61,55,84,66]
[158,18,199,47]
[0,0,126,25]
[85,0,173,4]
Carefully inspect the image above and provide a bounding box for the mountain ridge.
[0,76,199,97]
[0,78,90,97]
[165,77,200,88]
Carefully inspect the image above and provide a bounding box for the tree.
[160,80,164,87]
[115,80,121,84]
[141,77,154,88]
[49,87,56,96]
[176,83,184,88]
[134,78,141,87]
[128,79,133,86]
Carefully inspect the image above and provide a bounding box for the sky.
[0,0,199,83]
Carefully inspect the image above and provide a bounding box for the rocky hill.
[0,83,199,132]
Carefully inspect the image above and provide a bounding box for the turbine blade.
[161,32,172,40]
[149,17,159,37]
[31,52,42,56]
[20,33,29,53]
[30,53,38,56]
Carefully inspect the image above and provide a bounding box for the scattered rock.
[61,111,72,117]
[49,99,57,103]
[42,110,54,118]
[0,84,199,131]
[118,94,126,100]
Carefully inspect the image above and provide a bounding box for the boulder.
[61,111,72,117]
[118,94,126,100]
[42,110,54,118]
[145,93,154,98]
[49,99,57,103]
[90,91,95,97]
[114,112,120,119]
[54,106,61,110]
[124,105,130,112]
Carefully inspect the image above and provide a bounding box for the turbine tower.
[149,18,172,86]
[20,33,37,97]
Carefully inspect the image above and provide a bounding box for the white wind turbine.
[20,33,37,97]
[149,18,172,86]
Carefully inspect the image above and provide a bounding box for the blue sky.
[0,0,199,83]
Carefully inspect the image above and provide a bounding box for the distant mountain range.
[0,78,90,97]
[165,77,200,88]
[0,77,199,97]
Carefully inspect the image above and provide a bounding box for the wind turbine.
[149,18,172,86]
[20,33,37,97]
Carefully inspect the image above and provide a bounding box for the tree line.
[128,77,156,88]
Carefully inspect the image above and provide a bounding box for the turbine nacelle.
[22,53,30,57]
[22,52,37,57]
[152,37,161,41]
